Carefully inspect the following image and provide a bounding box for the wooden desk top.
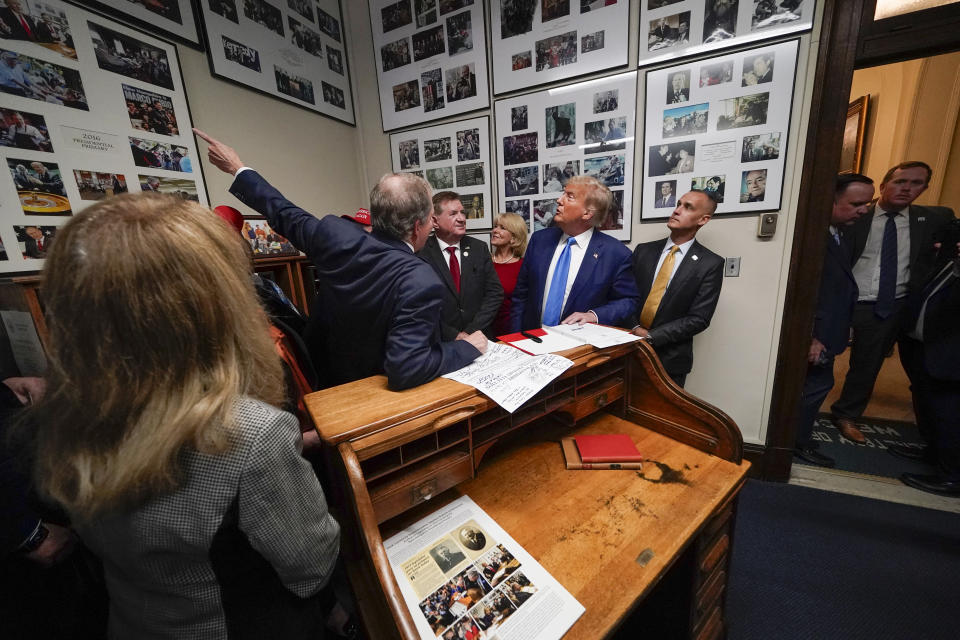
[381,412,749,639]
[307,341,637,446]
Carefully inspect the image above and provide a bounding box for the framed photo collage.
[381,1,814,245]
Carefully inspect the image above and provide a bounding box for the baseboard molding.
[742,443,793,481]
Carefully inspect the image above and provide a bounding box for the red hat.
[213,205,245,233]
[341,207,371,226]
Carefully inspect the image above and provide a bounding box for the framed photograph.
[370,0,490,131]
[840,95,868,174]
[241,216,300,256]
[640,39,799,219]
[75,0,201,48]
[495,70,637,241]
[390,116,492,230]
[0,0,207,275]
[640,0,816,66]
[200,0,355,125]
[489,0,629,95]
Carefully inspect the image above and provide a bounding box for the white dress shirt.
[650,237,695,289]
[853,205,911,301]
[541,227,594,322]
[436,236,462,271]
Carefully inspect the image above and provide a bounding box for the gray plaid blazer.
[76,397,340,639]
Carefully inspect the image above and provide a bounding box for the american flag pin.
[692,255,699,261]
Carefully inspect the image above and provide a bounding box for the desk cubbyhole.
[472,407,507,429]
[401,433,439,463]
[360,449,402,481]
[437,421,469,448]
[472,416,512,446]
[513,401,546,428]
[576,361,624,389]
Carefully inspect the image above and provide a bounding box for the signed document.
[443,343,573,413]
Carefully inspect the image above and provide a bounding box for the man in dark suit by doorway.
[898,241,960,495]
[418,191,503,340]
[794,174,874,467]
[627,190,724,388]
[194,129,485,390]
[509,176,638,332]
[831,161,954,442]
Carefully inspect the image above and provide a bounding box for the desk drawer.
[370,451,473,524]
[561,377,624,422]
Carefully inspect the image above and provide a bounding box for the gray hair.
[370,173,432,241]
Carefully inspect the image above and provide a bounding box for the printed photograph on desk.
[495,70,636,240]
[639,0,816,66]
[489,0,628,94]
[640,39,798,219]
[370,0,488,130]
[0,1,207,276]
[390,116,492,229]
[386,495,584,640]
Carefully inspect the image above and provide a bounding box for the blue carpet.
[727,480,960,640]
[795,415,931,479]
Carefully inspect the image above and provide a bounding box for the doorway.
[764,0,960,510]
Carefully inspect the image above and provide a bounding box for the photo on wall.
[371,0,489,130]
[390,116,492,229]
[640,39,799,219]
[0,1,208,275]
[495,70,637,241]
[87,0,201,47]
[640,0,816,65]
[200,0,354,124]
[490,0,629,94]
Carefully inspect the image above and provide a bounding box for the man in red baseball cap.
[341,208,372,233]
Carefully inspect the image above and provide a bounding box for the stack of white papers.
[505,324,640,355]
[443,343,573,413]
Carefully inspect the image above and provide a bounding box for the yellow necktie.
[639,245,679,328]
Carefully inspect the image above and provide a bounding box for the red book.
[574,434,644,463]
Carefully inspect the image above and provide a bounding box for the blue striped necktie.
[543,237,577,326]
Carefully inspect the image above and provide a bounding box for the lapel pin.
[692,255,699,261]
[593,253,598,259]
[918,217,926,222]
[463,251,469,257]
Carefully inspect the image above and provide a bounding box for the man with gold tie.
[629,190,724,387]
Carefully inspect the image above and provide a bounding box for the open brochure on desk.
[384,495,585,640]
[499,323,641,356]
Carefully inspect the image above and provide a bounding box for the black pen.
[520,331,542,343]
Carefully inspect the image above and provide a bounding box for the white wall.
[177,45,366,216]
[344,2,828,445]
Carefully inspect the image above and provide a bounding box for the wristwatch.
[20,523,48,554]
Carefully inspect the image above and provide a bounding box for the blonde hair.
[494,212,528,258]
[566,175,611,227]
[32,193,285,520]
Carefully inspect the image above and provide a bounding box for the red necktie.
[19,16,32,39]
[446,246,460,293]
[37,239,43,250]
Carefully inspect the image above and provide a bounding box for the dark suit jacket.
[418,235,503,340]
[23,237,46,259]
[628,238,724,376]
[0,8,38,41]
[813,231,858,355]
[509,227,639,332]
[230,170,480,390]
[844,204,955,294]
[908,260,960,381]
